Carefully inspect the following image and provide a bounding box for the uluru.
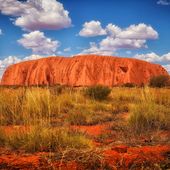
[1,55,168,86]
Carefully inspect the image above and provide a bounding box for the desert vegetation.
[149,75,170,88]
[0,85,169,169]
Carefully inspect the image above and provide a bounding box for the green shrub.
[85,85,111,100]
[149,75,170,88]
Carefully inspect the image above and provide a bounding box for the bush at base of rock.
[149,75,170,88]
[122,83,136,88]
[84,85,111,100]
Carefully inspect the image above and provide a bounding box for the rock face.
[1,55,168,86]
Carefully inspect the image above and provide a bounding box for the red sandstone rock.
[1,55,168,86]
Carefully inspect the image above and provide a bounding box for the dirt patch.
[71,124,108,137]
[0,153,41,169]
[0,145,169,169]
[104,145,170,170]
[0,125,30,134]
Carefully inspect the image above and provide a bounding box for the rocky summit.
[1,55,168,86]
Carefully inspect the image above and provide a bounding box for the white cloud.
[0,0,72,31]
[162,53,170,61]
[81,37,147,56]
[133,52,170,73]
[0,29,2,35]
[0,0,29,16]
[105,24,121,38]
[18,31,60,55]
[79,22,158,40]
[100,37,147,50]
[79,22,158,55]
[157,0,170,5]
[134,52,170,62]
[57,51,62,55]
[134,52,161,62]
[80,42,115,56]
[0,56,21,69]
[22,54,43,61]
[126,51,132,55]
[116,23,158,40]
[0,55,43,78]
[106,23,158,40]
[64,47,71,52]
[79,21,106,37]
[163,64,170,73]
[0,56,21,78]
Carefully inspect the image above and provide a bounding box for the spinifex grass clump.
[68,112,88,125]
[129,103,168,134]
[85,85,111,100]
[0,124,92,152]
[0,88,26,125]
[154,88,170,107]
[111,87,142,103]
[67,103,114,126]
[25,88,52,120]
[128,88,169,134]
[24,88,61,123]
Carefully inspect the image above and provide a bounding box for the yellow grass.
[0,86,169,153]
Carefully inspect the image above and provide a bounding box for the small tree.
[85,85,111,100]
[149,75,170,88]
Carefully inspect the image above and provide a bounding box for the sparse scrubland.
[0,84,169,169]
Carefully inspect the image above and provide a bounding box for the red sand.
[71,124,107,136]
[0,145,169,169]
[104,145,169,170]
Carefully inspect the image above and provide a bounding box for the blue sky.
[0,0,170,76]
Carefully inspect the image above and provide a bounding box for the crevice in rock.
[120,66,128,73]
